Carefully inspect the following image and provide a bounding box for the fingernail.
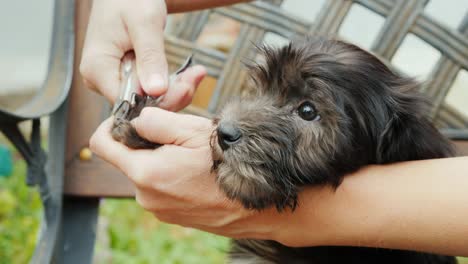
[146,74,167,95]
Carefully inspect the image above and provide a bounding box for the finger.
[89,118,132,172]
[80,52,121,103]
[124,6,169,97]
[80,1,124,103]
[158,65,207,111]
[89,117,153,175]
[90,117,182,189]
[132,107,213,146]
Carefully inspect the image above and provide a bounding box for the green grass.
[95,199,229,264]
[0,157,42,263]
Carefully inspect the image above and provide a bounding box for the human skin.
[90,107,468,257]
[80,0,248,102]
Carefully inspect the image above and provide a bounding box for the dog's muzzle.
[217,122,242,150]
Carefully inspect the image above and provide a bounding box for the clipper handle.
[119,51,140,104]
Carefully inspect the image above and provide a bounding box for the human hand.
[91,112,468,256]
[80,0,171,102]
[89,108,290,240]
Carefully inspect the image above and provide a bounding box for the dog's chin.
[217,164,278,210]
[210,134,298,211]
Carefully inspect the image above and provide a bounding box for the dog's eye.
[297,101,319,121]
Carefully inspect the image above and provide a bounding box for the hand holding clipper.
[111,51,193,149]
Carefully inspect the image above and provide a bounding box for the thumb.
[80,54,121,103]
[125,9,168,96]
[132,107,213,147]
[158,65,207,112]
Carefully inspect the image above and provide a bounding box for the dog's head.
[211,37,453,211]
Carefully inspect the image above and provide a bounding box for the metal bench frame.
[0,0,74,262]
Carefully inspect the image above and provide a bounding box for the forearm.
[166,0,251,13]
[278,156,468,256]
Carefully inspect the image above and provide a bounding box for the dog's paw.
[111,119,160,149]
[111,96,161,149]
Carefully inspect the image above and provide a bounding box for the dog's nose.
[217,122,242,150]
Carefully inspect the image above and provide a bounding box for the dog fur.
[112,36,457,264]
[111,95,160,149]
[211,36,456,264]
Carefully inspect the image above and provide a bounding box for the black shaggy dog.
[112,36,457,264]
[210,36,456,264]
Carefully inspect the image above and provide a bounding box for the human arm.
[275,157,468,256]
[89,108,468,257]
[80,0,249,102]
[166,0,250,13]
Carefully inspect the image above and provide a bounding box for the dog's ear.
[371,70,456,163]
[376,112,455,163]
